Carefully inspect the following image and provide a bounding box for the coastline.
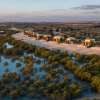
[12,33,100,56]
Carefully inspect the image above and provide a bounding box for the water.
[0,54,97,99]
[0,56,24,76]
[0,54,46,80]
[64,69,96,97]
[3,42,13,49]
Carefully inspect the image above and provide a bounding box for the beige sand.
[12,33,100,55]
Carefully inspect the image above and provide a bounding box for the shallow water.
[3,42,13,49]
[64,69,96,97]
[0,56,24,76]
[0,54,97,99]
[0,54,46,80]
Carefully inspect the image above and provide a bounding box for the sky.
[0,0,100,22]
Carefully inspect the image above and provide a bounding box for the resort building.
[32,32,38,38]
[52,28,62,35]
[36,33,43,40]
[82,38,96,47]
[53,35,64,43]
[24,31,38,38]
[0,31,5,34]
[0,31,5,36]
[65,37,76,44]
[24,31,33,37]
[42,35,52,41]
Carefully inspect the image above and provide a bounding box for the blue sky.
[0,0,100,22]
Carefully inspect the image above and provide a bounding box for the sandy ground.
[12,33,100,55]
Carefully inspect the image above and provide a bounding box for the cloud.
[0,7,100,18]
[84,10,100,15]
[73,5,100,10]
[0,8,100,22]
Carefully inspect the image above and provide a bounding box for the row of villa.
[24,31,96,47]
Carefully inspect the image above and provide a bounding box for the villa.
[65,37,76,44]
[53,35,64,43]
[36,33,43,40]
[24,31,39,38]
[0,31,5,35]
[24,31,33,37]
[82,38,96,47]
[42,34,52,41]
[23,31,97,48]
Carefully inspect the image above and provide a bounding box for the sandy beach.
[12,33,100,55]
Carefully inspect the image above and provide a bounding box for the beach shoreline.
[12,33,100,56]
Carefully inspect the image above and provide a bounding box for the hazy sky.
[0,0,100,22]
